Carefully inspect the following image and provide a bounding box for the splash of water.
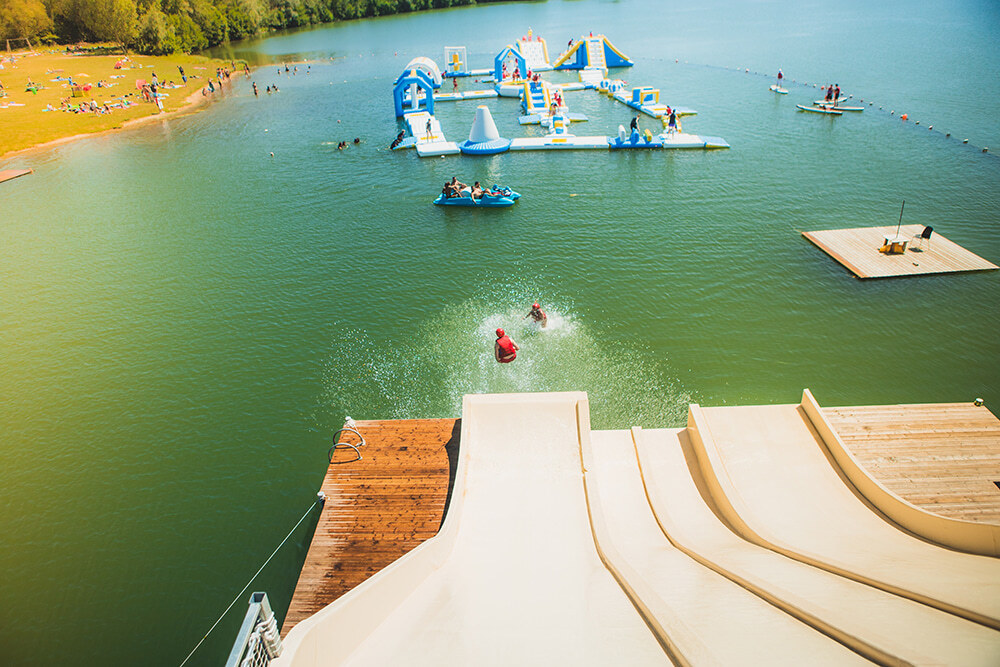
[321,294,690,429]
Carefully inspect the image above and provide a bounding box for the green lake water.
[2,0,998,664]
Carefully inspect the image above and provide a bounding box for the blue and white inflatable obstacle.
[608,125,662,149]
[458,106,512,155]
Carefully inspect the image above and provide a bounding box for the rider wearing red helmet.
[494,328,519,363]
[524,302,548,328]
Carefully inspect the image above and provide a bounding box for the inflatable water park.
[390,30,729,157]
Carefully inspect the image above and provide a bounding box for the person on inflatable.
[524,303,547,328]
[494,328,519,363]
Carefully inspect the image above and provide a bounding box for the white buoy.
[467,105,501,143]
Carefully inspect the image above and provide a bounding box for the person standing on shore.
[177,65,186,84]
[494,328,520,363]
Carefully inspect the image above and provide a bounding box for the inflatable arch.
[393,67,436,117]
[404,57,442,88]
[494,46,527,82]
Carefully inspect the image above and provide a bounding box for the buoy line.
[653,57,994,156]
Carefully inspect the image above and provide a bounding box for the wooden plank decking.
[0,168,33,185]
[803,224,998,279]
[823,403,1000,525]
[281,418,459,635]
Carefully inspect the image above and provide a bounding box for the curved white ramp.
[276,393,667,666]
[635,427,1000,666]
[585,429,870,666]
[688,403,1000,629]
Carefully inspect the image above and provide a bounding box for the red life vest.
[496,336,517,362]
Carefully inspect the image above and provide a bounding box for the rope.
[177,494,324,667]
[649,56,995,156]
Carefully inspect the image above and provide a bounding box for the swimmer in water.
[524,302,547,328]
[494,328,519,363]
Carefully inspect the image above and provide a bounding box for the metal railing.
[226,592,283,667]
[329,417,366,464]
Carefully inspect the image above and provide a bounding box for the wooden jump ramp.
[278,391,1000,666]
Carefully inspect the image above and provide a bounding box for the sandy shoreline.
[0,84,222,162]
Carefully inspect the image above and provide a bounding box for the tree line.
[1,0,508,55]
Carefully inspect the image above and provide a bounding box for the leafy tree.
[135,6,177,53]
[190,0,228,44]
[0,0,52,40]
[79,0,139,52]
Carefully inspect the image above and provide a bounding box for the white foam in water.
[322,296,690,429]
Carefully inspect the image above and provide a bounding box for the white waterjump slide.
[276,393,668,665]
[277,392,1000,666]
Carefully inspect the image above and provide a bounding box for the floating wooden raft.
[803,224,998,278]
[0,168,33,185]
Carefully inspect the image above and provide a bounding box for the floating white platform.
[510,135,610,150]
[434,90,499,102]
[611,91,697,118]
[404,111,460,157]
[660,132,730,149]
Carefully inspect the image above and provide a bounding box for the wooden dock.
[281,418,459,635]
[824,402,1000,525]
[0,168,33,185]
[802,224,998,279]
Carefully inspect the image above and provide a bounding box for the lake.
[1,0,998,663]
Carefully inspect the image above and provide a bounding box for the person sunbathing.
[471,182,484,198]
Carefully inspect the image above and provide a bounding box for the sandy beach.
[0,48,242,160]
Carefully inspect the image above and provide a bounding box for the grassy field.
[0,47,241,157]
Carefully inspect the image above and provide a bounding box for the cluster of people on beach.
[50,96,132,114]
[440,176,498,199]
[493,303,548,363]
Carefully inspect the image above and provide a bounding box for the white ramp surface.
[585,429,870,666]
[636,427,1000,667]
[692,404,1000,629]
[277,393,668,666]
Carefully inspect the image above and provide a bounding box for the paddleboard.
[814,97,848,105]
[770,85,789,94]
[816,104,864,112]
[797,104,842,115]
